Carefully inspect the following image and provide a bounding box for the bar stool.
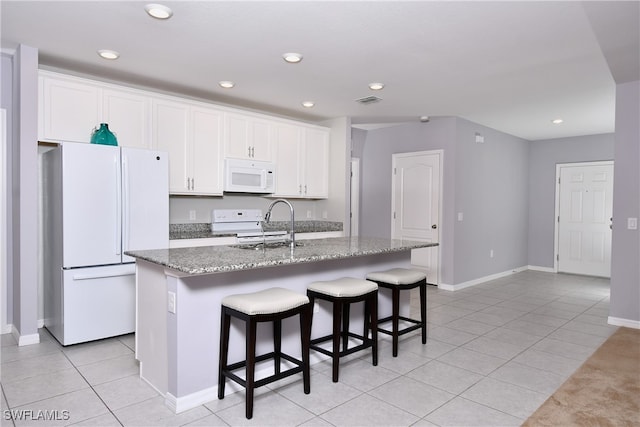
[218,287,311,419]
[307,277,378,382]
[366,268,427,357]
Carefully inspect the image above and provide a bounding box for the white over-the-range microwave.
[224,158,276,193]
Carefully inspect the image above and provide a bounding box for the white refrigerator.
[43,142,168,345]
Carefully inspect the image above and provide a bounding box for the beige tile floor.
[1,271,614,426]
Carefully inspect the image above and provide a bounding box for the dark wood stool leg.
[370,292,378,366]
[420,282,427,344]
[391,287,400,357]
[332,300,342,382]
[218,309,230,399]
[342,303,350,352]
[245,318,257,419]
[273,319,282,375]
[300,304,311,394]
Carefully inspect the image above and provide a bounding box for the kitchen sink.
[232,241,304,250]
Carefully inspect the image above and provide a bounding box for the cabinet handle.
[304,185,307,195]
[191,178,195,190]
[251,146,255,157]
[248,147,251,157]
[299,184,302,194]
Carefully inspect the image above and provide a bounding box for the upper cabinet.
[224,113,273,161]
[39,73,100,143]
[273,124,329,199]
[152,99,223,196]
[102,89,151,149]
[39,71,151,148]
[38,70,330,198]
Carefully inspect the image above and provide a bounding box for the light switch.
[457,212,464,221]
[189,210,196,221]
[628,218,638,230]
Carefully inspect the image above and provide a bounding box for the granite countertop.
[126,236,437,275]
[169,221,343,240]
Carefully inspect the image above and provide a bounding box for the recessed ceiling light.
[368,82,385,91]
[97,49,120,60]
[283,53,303,63]
[302,101,315,108]
[551,118,564,124]
[218,81,235,89]
[145,3,173,19]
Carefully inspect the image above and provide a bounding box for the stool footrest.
[378,315,423,337]
[223,351,304,389]
[310,332,375,358]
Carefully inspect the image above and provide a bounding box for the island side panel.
[136,260,169,395]
[166,251,411,411]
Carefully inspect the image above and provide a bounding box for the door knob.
[432,224,437,229]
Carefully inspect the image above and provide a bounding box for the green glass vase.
[90,123,118,146]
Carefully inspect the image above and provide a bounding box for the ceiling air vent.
[355,95,382,105]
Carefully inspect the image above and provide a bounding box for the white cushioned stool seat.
[307,277,378,298]
[222,287,309,315]
[366,268,426,285]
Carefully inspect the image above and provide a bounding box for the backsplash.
[169,221,343,240]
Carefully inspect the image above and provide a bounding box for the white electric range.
[211,209,288,244]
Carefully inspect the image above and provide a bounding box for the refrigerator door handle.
[115,156,122,256]
[122,156,130,253]
[71,271,134,281]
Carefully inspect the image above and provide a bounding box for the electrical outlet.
[168,291,176,314]
[490,249,494,258]
[189,210,196,221]
[628,218,638,230]
[322,210,328,219]
[307,210,312,219]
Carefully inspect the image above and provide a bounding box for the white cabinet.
[39,72,151,148]
[39,74,100,143]
[273,124,329,199]
[224,113,273,161]
[102,89,151,149]
[303,128,330,198]
[152,99,223,195]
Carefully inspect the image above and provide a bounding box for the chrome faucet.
[265,198,295,249]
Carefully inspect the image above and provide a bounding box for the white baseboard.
[12,324,40,346]
[527,265,556,273]
[438,266,528,291]
[166,387,218,414]
[1,323,11,334]
[608,316,640,329]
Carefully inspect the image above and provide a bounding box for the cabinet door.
[273,124,303,197]
[152,99,189,194]
[303,128,329,198]
[40,75,100,143]
[224,113,251,159]
[103,89,151,149]
[191,107,223,195]
[223,113,273,161]
[250,118,273,161]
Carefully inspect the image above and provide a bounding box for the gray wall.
[359,118,457,285]
[1,52,14,328]
[358,117,529,286]
[453,118,529,284]
[610,80,640,324]
[528,134,615,268]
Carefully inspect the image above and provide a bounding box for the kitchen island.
[126,237,437,413]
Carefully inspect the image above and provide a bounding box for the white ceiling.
[1,1,638,140]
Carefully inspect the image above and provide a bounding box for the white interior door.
[556,162,614,277]
[392,151,441,284]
